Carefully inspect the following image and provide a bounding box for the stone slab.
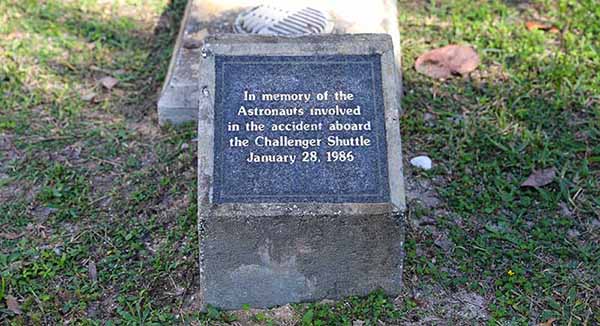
[197,34,405,310]
[158,0,402,125]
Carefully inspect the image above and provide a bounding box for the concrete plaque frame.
[197,34,406,310]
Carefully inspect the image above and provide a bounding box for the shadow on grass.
[2,0,187,121]
[1,1,203,324]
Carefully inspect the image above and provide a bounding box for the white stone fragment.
[410,155,432,170]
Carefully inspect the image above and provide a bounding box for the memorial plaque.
[213,54,389,203]
[197,34,406,310]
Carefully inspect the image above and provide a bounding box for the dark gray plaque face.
[212,54,390,203]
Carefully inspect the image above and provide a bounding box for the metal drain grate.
[234,5,334,36]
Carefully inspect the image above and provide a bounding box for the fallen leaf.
[184,28,209,49]
[434,234,455,252]
[558,202,572,217]
[526,21,559,33]
[3,31,25,41]
[521,168,557,188]
[526,21,550,30]
[81,91,97,102]
[567,228,580,238]
[88,260,97,282]
[415,45,480,79]
[538,318,557,326]
[6,295,22,314]
[99,76,118,90]
[0,232,24,240]
[157,15,171,30]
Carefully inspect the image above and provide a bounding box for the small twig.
[69,229,89,244]
[27,136,73,144]
[90,229,117,250]
[88,155,122,168]
[28,289,45,317]
[88,194,111,206]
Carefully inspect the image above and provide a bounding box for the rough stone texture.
[158,0,402,125]
[197,34,405,310]
[203,212,403,309]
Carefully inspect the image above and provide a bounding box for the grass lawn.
[0,0,598,324]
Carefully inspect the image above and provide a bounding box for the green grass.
[1,0,598,325]
[398,1,598,324]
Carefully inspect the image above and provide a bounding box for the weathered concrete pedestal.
[159,0,402,125]
[200,205,404,309]
[197,34,405,309]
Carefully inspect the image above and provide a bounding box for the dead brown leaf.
[526,21,559,33]
[415,45,480,79]
[538,318,557,326]
[521,168,557,188]
[0,232,24,240]
[184,29,209,49]
[6,295,22,314]
[2,31,25,41]
[156,14,171,30]
[99,76,118,90]
[526,21,549,30]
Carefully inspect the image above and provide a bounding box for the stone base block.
[200,208,404,309]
